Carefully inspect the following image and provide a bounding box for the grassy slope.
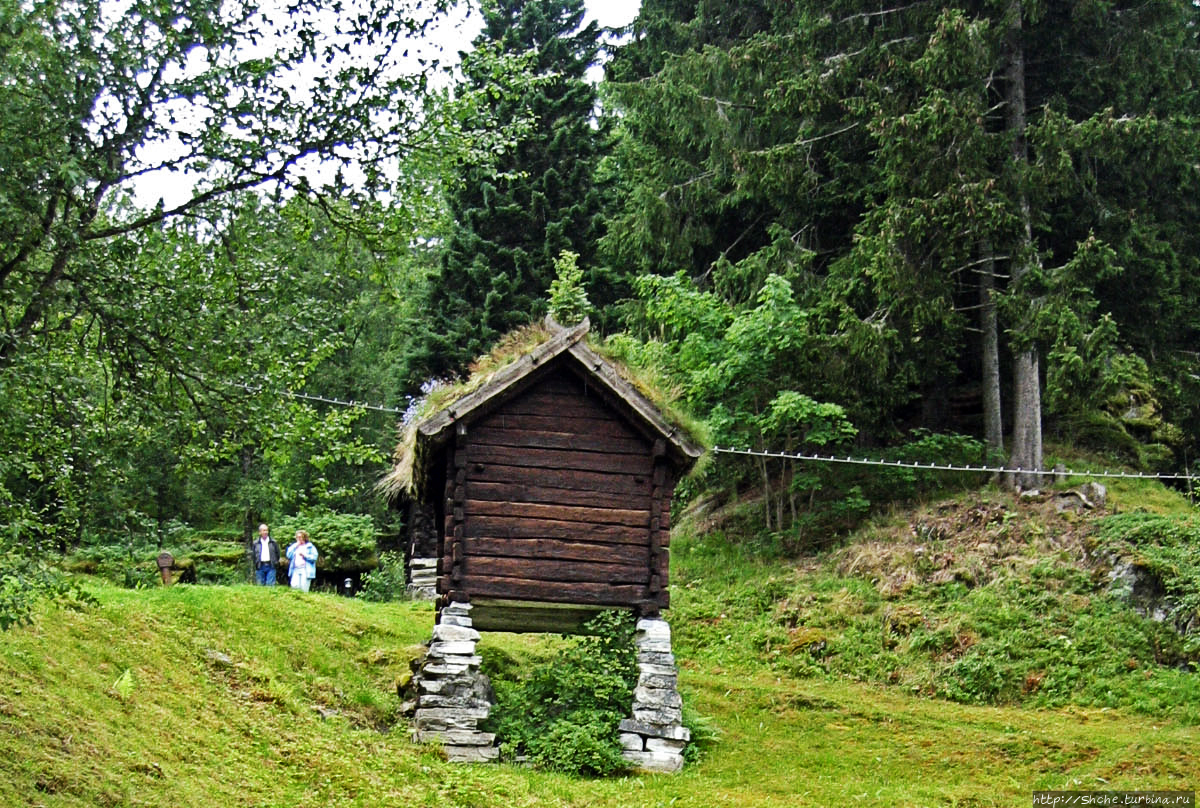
[3,485,1199,806]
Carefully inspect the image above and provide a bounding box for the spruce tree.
[420,0,607,378]
[604,0,1200,471]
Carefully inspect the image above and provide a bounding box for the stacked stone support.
[407,557,438,600]
[411,602,498,762]
[619,617,690,773]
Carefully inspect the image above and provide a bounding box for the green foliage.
[1094,513,1200,620]
[419,0,611,377]
[670,491,1200,724]
[0,0,528,615]
[482,610,637,776]
[0,538,96,631]
[276,512,378,573]
[357,552,410,602]
[857,431,991,506]
[547,250,591,326]
[603,0,1200,477]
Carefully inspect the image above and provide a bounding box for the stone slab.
[426,640,478,657]
[438,614,474,628]
[619,732,645,751]
[618,719,691,742]
[414,707,490,731]
[622,750,684,774]
[646,737,688,754]
[414,729,496,746]
[635,618,672,640]
[633,706,682,726]
[445,745,500,763]
[635,639,674,655]
[637,672,678,690]
[634,685,683,710]
[420,653,480,672]
[432,624,481,642]
[416,694,491,710]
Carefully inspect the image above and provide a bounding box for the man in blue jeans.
[249,523,280,585]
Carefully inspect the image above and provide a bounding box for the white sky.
[584,0,641,28]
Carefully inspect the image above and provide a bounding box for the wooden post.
[155,552,174,586]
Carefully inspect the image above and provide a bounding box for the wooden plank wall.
[438,369,672,612]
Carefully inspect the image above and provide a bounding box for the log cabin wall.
[436,367,674,617]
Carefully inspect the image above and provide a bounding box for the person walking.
[249,523,280,586]
[286,529,319,592]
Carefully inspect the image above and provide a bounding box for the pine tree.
[420,0,608,378]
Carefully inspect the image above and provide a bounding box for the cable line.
[233,382,1196,483]
[712,446,1196,483]
[233,383,410,415]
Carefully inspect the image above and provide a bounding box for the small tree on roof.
[548,250,591,327]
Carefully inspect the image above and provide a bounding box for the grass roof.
[377,320,708,501]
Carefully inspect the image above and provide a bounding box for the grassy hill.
[2,479,1198,807]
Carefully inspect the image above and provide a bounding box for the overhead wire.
[233,383,1197,483]
[712,446,1197,483]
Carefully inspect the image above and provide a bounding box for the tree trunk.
[758,454,772,532]
[1003,0,1043,490]
[979,240,1003,456]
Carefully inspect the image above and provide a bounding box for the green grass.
[2,570,1197,807]
[4,477,1200,806]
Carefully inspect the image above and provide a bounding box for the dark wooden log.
[466,480,649,511]
[463,556,649,585]
[465,444,653,476]
[470,424,649,456]
[465,515,648,545]
[462,537,647,565]
[468,464,650,497]
[475,411,634,437]
[493,391,613,420]
[458,576,647,606]
[468,599,612,634]
[464,499,649,528]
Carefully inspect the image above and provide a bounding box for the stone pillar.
[619,617,690,773]
[407,557,438,600]
[411,602,498,762]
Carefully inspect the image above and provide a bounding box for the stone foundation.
[412,609,689,772]
[407,557,438,600]
[619,617,690,773]
[411,602,498,762]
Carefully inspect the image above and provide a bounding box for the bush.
[276,511,378,572]
[1094,513,1200,627]
[357,552,408,602]
[482,610,638,776]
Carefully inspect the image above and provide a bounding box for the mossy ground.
[3,479,1198,806]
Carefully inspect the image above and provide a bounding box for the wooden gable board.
[414,318,702,471]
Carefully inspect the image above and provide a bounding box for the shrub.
[482,610,638,776]
[357,552,408,602]
[1094,513,1200,621]
[276,511,378,572]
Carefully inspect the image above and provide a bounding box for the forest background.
[2,0,1199,622]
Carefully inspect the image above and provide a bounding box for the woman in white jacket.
[286,530,319,591]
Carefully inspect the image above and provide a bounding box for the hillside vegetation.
[3,477,1198,807]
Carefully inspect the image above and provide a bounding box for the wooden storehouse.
[389,318,703,632]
